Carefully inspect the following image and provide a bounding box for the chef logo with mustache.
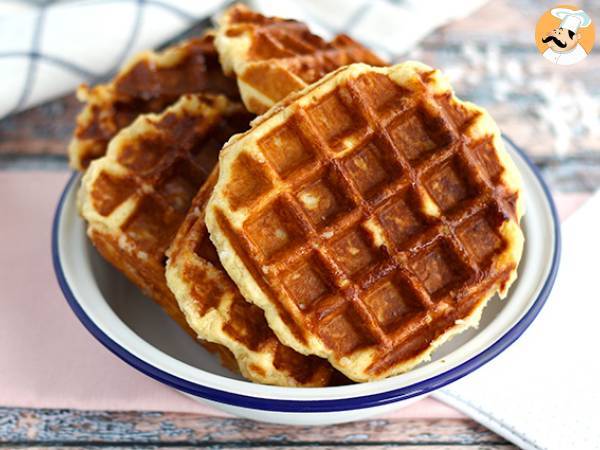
[535,6,595,66]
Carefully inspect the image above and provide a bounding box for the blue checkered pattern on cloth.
[0,0,228,119]
[0,0,487,119]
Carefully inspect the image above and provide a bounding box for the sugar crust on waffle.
[69,33,239,170]
[78,93,252,371]
[206,62,525,382]
[214,4,385,115]
[166,169,337,386]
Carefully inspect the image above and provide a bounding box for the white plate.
[52,136,560,425]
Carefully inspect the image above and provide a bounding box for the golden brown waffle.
[215,4,385,114]
[78,93,252,370]
[69,33,239,170]
[206,62,525,382]
[166,169,337,386]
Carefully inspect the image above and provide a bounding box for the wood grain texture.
[10,447,517,450]
[406,0,600,159]
[0,94,79,157]
[0,408,515,448]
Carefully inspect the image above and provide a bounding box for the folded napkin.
[0,0,488,120]
[435,191,600,450]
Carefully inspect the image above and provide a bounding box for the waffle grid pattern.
[215,4,385,114]
[82,93,337,386]
[80,94,248,347]
[166,172,337,386]
[209,64,523,381]
[69,34,239,170]
[89,96,226,243]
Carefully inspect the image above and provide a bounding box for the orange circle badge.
[535,5,595,66]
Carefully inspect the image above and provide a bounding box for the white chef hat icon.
[551,8,592,33]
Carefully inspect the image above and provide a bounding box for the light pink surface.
[0,171,587,417]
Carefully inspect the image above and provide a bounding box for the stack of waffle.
[72,4,524,386]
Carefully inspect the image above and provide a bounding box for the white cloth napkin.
[0,0,228,120]
[434,191,600,450]
[0,0,488,120]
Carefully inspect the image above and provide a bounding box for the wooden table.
[1,0,597,447]
[2,408,517,449]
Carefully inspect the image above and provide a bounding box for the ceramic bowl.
[52,136,560,425]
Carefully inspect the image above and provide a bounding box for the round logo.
[535,5,595,66]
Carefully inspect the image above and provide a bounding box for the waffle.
[78,93,252,370]
[69,33,239,170]
[206,62,525,382]
[166,169,336,386]
[214,4,385,114]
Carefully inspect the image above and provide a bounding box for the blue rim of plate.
[52,136,561,413]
